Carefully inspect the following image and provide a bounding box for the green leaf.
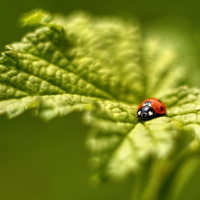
[19,9,53,27]
[0,9,200,200]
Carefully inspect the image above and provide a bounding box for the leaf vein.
[24,35,116,100]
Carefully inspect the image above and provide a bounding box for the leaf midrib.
[24,33,118,100]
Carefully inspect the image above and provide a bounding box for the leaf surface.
[1,9,200,200]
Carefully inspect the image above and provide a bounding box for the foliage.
[0,9,200,200]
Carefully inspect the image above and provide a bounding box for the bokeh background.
[1,0,200,199]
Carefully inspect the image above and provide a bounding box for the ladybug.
[137,98,166,120]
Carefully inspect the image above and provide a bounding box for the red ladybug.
[137,98,166,120]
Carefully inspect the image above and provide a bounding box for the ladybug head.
[137,105,155,120]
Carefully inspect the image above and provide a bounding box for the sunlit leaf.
[0,9,200,200]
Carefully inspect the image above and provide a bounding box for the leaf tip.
[19,9,53,27]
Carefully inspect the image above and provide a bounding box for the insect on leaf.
[0,9,200,200]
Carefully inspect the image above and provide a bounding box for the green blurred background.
[1,0,200,199]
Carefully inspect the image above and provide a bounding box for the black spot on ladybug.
[160,106,164,111]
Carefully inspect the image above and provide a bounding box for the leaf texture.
[0,10,200,197]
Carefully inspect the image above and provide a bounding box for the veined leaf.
[0,9,200,200]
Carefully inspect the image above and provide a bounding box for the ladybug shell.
[137,98,166,120]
